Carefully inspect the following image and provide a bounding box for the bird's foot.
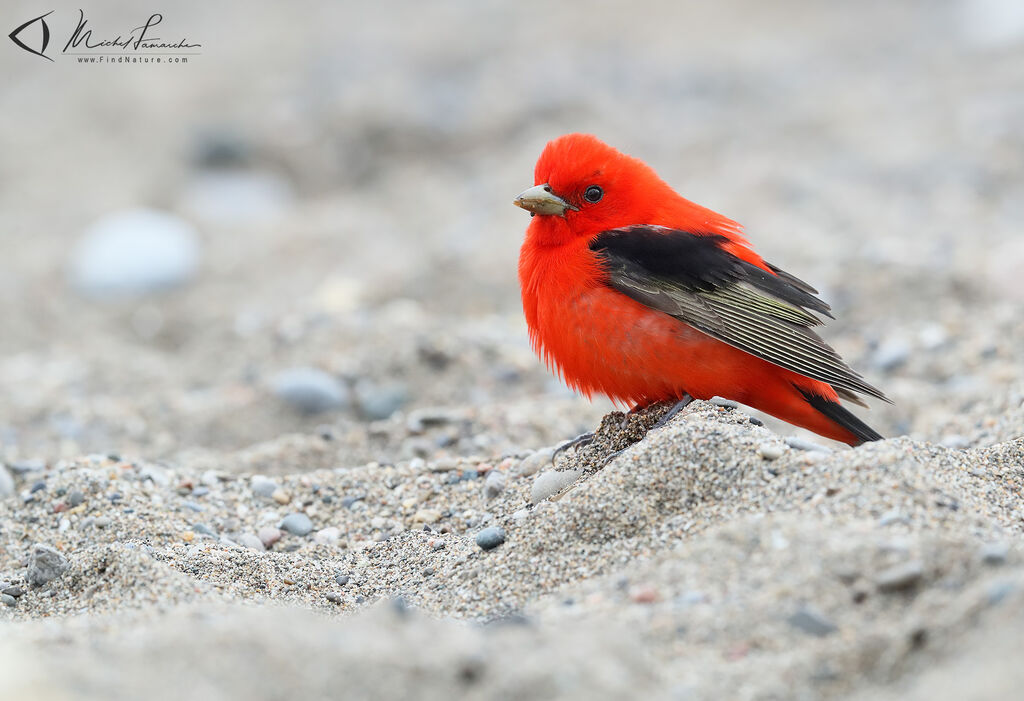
[552,431,595,464]
[650,394,694,431]
[617,403,646,430]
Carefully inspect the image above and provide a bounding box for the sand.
[2,1,1023,698]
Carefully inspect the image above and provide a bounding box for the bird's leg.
[650,394,694,431]
[618,403,646,430]
[551,431,595,464]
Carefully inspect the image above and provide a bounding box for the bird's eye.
[583,185,603,203]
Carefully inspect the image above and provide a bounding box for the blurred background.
[1,0,1022,469]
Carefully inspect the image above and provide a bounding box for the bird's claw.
[650,394,695,431]
[552,431,595,464]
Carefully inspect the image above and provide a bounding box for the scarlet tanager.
[514,134,889,446]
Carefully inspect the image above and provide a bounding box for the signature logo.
[8,9,201,62]
[8,10,54,61]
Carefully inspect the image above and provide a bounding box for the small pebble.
[335,574,350,586]
[271,367,349,414]
[757,443,785,461]
[26,545,70,587]
[531,469,582,503]
[1,594,15,607]
[981,542,1009,566]
[279,512,314,536]
[314,527,341,545]
[193,523,217,537]
[517,447,556,477]
[236,534,265,551]
[258,527,282,548]
[325,592,344,604]
[250,476,279,499]
[785,437,833,453]
[787,606,838,637]
[68,490,86,507]
[483,470,506,499]
[875,560,924,592]
[2,585,24,598]
[272,489,291,505]
[475,527,506,551]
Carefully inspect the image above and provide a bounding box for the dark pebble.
[475,526,506,551]
[325,592,343,604]
[2,585,24,598]
[335,574,350,586]
[340,496,363,509]
[193,523,218,537]
[68,490,86,507]
[30,481,46,493]
[787,606,838,637]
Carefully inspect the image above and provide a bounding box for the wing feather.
[591,227,889,403]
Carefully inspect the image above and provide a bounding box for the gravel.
[3,2,1024,699]
[279,513,314,537]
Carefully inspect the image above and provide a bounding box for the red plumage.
[516,134,887,446]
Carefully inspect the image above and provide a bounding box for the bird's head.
[514,133,673,245]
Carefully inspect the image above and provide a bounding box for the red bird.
[515,133,888,446]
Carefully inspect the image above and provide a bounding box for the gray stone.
[981,542,1009,565]
[70,208,200,297]
[354,380,408,420]
[516,447,556,477]
[250,476,280,499]
[483,470,506,499]
[26,544,70,587]
[67,490,85,507]
[193,523,218,537]
[531,469,582,503]
[236,533,265,552]
[875,560,924,592]
[475,527,506,551]
[785,437,833,453]
[757,443,785,461]
[2,585,24,598]
[271,368,349,414]
[1,594,15,607]
[280,512,314,536]
[787,606,838,637]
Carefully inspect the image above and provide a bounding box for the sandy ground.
[1,0,1023,698]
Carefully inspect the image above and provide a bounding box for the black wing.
[589,226,889,404]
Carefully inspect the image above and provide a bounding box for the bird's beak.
[513,184,577,217]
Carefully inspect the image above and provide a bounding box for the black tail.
[798,388,884,445]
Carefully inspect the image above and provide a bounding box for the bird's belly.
[534,285,723,405]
